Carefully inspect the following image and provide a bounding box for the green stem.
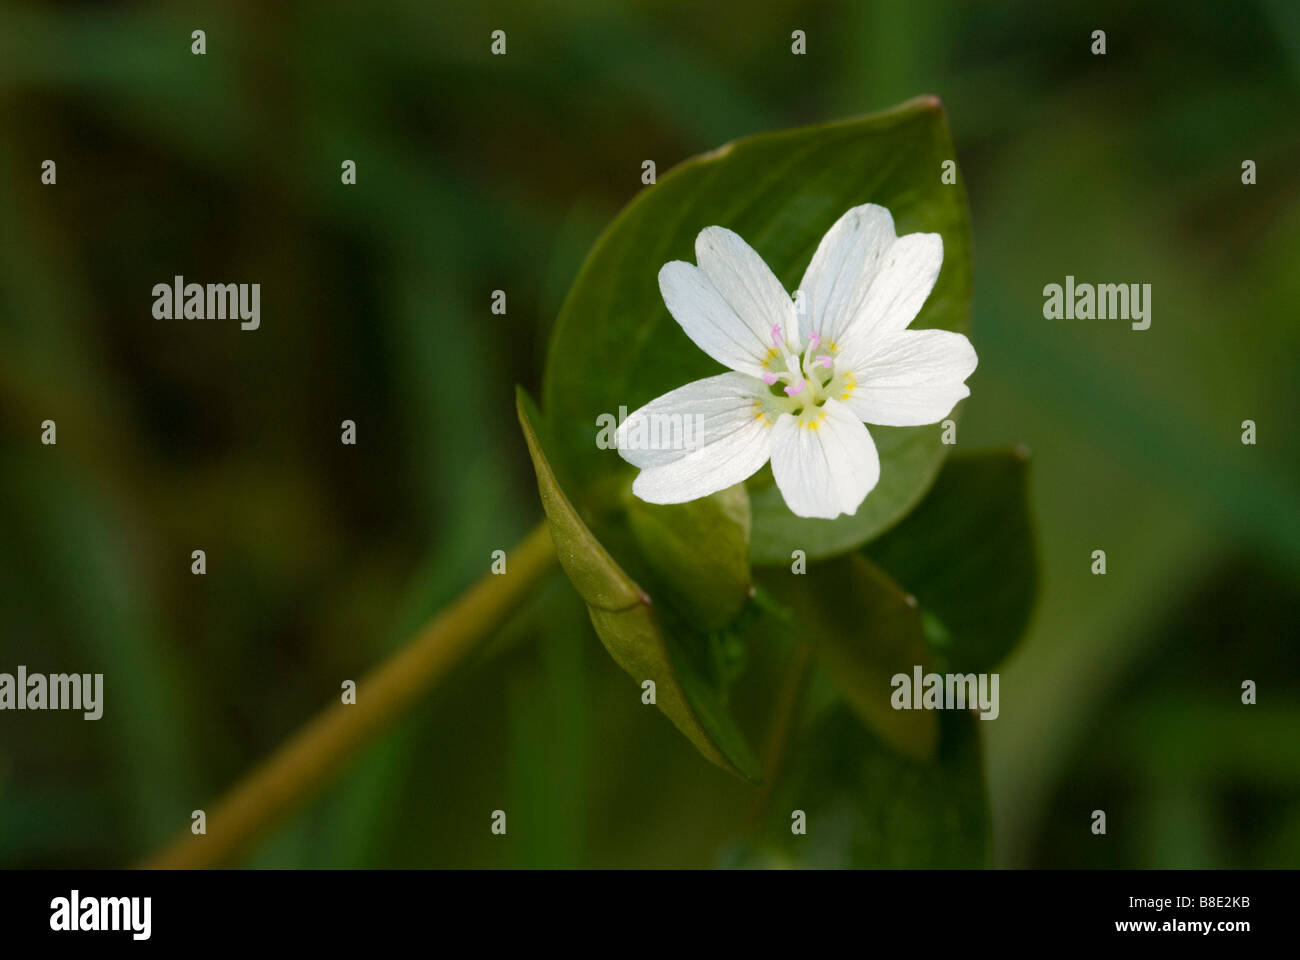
[140,521,557,869]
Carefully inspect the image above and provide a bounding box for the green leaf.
[516,388,761,781]
[865,449,1038,673]
[759,554,938,760]
[760,707,989,868]
[541,97,973,564]
[625,484,751,633]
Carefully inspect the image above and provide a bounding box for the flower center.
[756,326,855,426]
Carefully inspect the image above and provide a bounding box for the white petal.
[769,399,880,519]
[796,203,897,348]
[659,227,798,376]
[695,227,798,348]
[844,329,978,427]
[660,261,771,377]
[835,231,944,363]
[619,372,773,503]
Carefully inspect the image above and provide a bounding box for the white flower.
[616,203,977,520]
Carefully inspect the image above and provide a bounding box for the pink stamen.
[770,323,782,348]
[818,355,833,369]
[761,372,779,385]
[784,379,805,396]
[809,332,821,348]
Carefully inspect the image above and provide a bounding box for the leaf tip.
[513,383,534,425]
[697,139,736,163]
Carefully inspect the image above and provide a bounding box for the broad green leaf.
[517,388,761,781]
[541,97,972,564]
[866,449,1037,673]
[758,554,937,760]
[759,707,989,868]
[625,484,751,633]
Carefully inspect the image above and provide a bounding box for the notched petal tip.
[629,471,677,505]
[844,201,895,232]
[656,258,695,289]
[906,230,944,262]
[694,224,742,257]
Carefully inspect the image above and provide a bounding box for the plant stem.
[141,521,557,869]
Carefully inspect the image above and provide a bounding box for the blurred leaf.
[506,578,589,868]
[517,388,761,781]
[541,97,973,564]
[626,484,752,633]
[760,554,938,760]
[866,449,1037,673]
[763,707,989,868]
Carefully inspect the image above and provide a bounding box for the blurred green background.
[1,0,1297,868]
